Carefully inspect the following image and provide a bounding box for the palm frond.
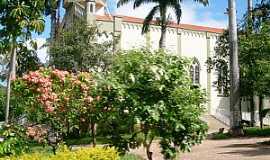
[117,0,134,8]
[193,0,209,6]
[142,5,160,34]
[172,3,181,24]
[133,0,159,9]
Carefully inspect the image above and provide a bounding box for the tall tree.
[45,0,62,39]
[0,0,45,124]
[228,0,243,135]
[117,0,208,49]
[49,20,114,72]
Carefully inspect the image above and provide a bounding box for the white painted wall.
[121,23,146,50]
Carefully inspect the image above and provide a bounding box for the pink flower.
[45,106,54,113]
[26,127,36,137]
[73,80,81,85]
[84,96,94,103]
[64,97,70,102]
[81,84,89,91]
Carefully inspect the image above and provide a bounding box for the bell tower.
[85,0,96,25]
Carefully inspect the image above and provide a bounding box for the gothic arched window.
[90,4,93,12]
[190,58,200,85]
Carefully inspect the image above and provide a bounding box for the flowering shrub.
[26,125,48,143]
[12,68,99,144]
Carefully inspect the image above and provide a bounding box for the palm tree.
[117,0,208,49]
[247,0,256,127]
[228,0,243,136]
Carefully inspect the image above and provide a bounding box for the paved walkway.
[130,115,270,160]
[181,137,270,160]
[131,137,270,160]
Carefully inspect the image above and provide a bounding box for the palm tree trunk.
[159,7,167,49]
[228,0,243,136]
[247,0,253,33]
[248,0,253,16]
[159,25,166,49]
[5,40,17,125]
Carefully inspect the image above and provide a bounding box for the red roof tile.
[96,15,224,34]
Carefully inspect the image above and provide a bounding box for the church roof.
[96,15,224,34]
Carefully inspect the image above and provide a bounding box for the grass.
[120,154,144,160]
[244,127,270,137]
[210,127,270,140]
[211,132,232,140]
[65,136,109,146]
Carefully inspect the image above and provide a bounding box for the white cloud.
[34,38,48,64]
[116,2,154,18]
[116,1,227,28]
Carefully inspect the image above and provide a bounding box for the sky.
[34,0,257,62]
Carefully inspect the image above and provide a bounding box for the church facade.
[62,0,261,126]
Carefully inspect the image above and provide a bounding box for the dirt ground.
[130,116,270,160]
[130,137,270,160]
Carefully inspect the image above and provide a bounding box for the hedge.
[1,147,119,160]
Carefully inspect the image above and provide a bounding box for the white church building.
[62,0,270,126]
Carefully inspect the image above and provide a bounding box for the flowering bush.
[12,68,99,144]
[26,125,48,143]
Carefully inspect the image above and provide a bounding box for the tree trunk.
[90,122,96,147]
[146,144,153,160]
[5,41,17,125]
[144,135,154,160]
[51,11,57,39]
[55,0,61,39]
[250,95,256,127]
[159,25,166,49]
[259,96,264,129]
[228,0,243,136]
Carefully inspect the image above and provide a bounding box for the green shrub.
[0,124,29,157]
[99,50,208,159]
[244,127,270,137]
[211,132,232,140]
[1,147,119,160]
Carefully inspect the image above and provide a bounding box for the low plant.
[211,132,232,140]
[0,124,29,157]
[1,146,119,160]
[244,127,270,137]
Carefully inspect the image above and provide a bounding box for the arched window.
[190,58,200,85]
[90,4,93,12]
